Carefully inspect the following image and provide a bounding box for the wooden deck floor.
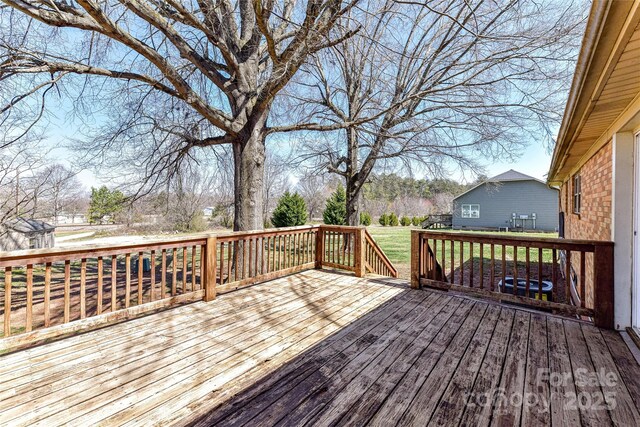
[1,270,639,426]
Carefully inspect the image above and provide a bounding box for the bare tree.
[157,163,217,232]
[263,152,291,226]
[0,141,49,223]
[281,0,586,224]
[0,0,362,231]
[38,164,85,224]
[296,172,331,220]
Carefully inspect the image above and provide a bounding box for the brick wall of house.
[558,140,613,307]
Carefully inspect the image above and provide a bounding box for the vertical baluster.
[150,250,156,301]
[97,257,104,314]
[580,251,586,308]
[267,236,277,273]
[525,247,531,299]
[161,249,167,298]
[138,252,144,303]
[501,245,506,292]
[441,239,445,280]
[490,244,495,291]
[538,248,543,300]
[261,237,266,275]
[243,238,248,279]
[332,232,337,264]
[469,242,474,287]
[479,244,484,289]
[220,242,225,285]
[80,259,86,319]
[552,249,558,302]
[512,246,518,296]
[125,253,131,307]
[459,241,464,286]
[565,250,572,304]
[111,255,117,311]
[253,237,261,276]
[44,262,51,327]
[191,245,196,289]
[450,240,454,284]
[248,238,254,278]
[228,241,233,282]
[172,248,177,296]
[182,247,188,291]
[25,264,33,331]
[276,235,282,270]
[64,260,70,323]
[342,233,346,266]
[200,245,205,290]
[4,267,11,336]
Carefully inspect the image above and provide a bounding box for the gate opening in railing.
[0,225,397,344]
[411,230,614,329]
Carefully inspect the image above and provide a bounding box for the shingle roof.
[453,169,546,201]
[488,169,541,182]
[4,217,55,233]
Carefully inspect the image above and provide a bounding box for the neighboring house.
[547,0,640,331]
[53,213,87,224]
[452,170,558,232]
[0,218,56,252]
[203,207,215,217]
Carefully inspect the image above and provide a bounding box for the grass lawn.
[367,225,559,279]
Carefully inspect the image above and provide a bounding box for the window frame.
[573,174,581,215]
[461,203,480,219]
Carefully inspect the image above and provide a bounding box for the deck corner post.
[204,236,217,302]
[411,230,420,289]
[315,227,325,270]
[354,227,366,278]
[593,243,614,329]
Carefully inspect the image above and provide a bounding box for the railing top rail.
[0,225,323,265]
[317,225,365,232]
[414,229,613,249]
[0,236,209,266]
[217,225,319,241]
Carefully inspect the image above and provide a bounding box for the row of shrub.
[378,213,427,227]
[269,186,429,228]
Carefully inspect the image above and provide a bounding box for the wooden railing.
[411,230,614,329]
[364,230,398,278]
[0,225,397,346]
[315,226,398,278]
[215,226,317,294]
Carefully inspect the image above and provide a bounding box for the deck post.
[411,230,420,289]
[315,227,325,270]
[593,242,614,329]
[354,227,366,278]
[204,236,217,302]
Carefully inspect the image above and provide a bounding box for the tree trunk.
[345,126,361,226]
[346,176,361,226]
[232,110,268,231]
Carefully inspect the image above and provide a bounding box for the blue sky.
[45,126,554,191]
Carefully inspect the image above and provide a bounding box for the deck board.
[0,270,639,427]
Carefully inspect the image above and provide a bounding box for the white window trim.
[461,204,480,219]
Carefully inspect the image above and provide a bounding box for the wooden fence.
[411,230,614,329]
[0,225,396,345]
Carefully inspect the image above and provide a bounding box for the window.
[462,204,480,218]
[28,237,37,249]
[573,174,581,214]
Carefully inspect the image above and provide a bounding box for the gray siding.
[452,180,559,231]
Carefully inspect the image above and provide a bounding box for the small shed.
[0,218,56,252]
[452,170,559,232]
